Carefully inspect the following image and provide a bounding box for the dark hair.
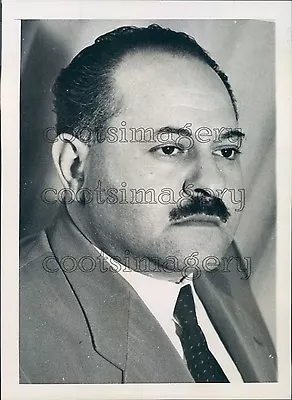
[53,24,238,141]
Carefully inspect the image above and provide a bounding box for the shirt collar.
[93,245,191,318]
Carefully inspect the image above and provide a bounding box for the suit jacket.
[19,206,277,383]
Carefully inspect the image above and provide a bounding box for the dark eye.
[161,146,178,155]
[221,148,233,158]
[213,147,241,160]
[150,144,184,157]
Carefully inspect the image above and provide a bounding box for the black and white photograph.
[1,1,291,399]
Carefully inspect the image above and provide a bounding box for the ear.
[52,133,89,192]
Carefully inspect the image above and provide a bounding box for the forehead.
[112,50,236,128]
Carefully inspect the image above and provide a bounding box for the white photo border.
[1,1,291,399]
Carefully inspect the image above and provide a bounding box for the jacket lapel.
[193,243,277,382]
[125,284,194,383]
[46,208,130,374]
[46,207,193,383]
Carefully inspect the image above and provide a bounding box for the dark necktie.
[173,284,229,383]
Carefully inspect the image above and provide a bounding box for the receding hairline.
[52,24,238,140]
[108,47,237,121]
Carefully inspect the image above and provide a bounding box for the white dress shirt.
[94,246,243,383]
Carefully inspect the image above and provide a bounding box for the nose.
[183,156,226,198]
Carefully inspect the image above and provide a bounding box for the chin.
[151,229,231,279]
[171,226,231,254]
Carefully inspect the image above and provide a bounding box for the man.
[19,24,277,383]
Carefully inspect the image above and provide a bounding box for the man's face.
[82,50,244,280]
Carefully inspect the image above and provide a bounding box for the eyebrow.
[219,129,246,140]
[154,126,192,138]
[154,126,246,139]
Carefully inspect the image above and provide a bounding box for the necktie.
[173,284,229,383]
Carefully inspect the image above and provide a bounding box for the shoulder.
[19,230,85,383]
[20,229,52,269]
[19,228,122,383]
[19,229,56,295]
[19,229,63,315]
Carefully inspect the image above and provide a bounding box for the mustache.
[169,192,230,223]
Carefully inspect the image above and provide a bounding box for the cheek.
[89,143,154,188]
[84,167,176,239]
[220,166,244,227]
[221,163,244,193]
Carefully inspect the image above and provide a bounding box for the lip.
[171,214,221,227]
